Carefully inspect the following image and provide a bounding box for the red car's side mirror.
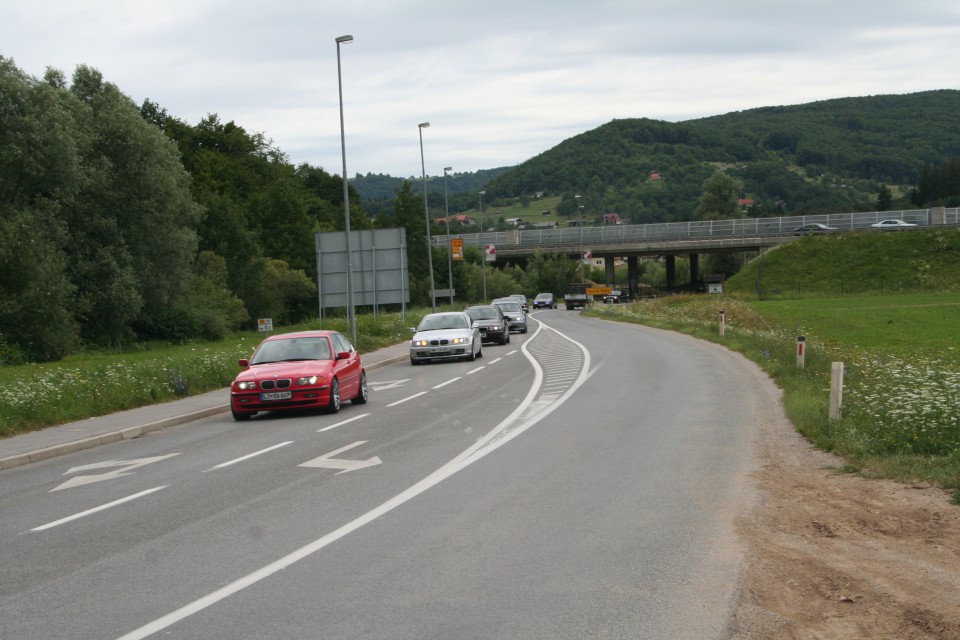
[337,351,351,360]
[238,358,249,367]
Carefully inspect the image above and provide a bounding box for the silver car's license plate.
[261,391,292,401]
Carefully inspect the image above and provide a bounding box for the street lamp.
[335,34,356,344]
[418,122,436,312]
[443,166,454,305]
[575,194,584,283]
[479,190,487,303]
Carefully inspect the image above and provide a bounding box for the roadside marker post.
[719,310,725,336]
[829,362,845,419]
[796,335,805,368]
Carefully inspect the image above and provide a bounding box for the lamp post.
[335,34,356,344]
[478,190,487,303]
[418,122,436,312]
[575,194,583,283]
[443,166,454,305]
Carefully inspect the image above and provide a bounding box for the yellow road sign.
[586,287,612,295]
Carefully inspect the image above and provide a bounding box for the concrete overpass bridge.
[434,207,959,292]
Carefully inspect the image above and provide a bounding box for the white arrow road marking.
[31,486,167,531]
[368,378,410,391]
[299,441,382,474]
[52,454,181,492]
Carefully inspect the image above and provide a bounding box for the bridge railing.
[433,208,957,250]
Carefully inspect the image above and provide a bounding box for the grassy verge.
[586,293,960,504]
[0,309,428,439]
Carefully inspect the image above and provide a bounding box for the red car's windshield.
[251,337,332,364]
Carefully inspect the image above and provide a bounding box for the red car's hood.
[234,360,335,382]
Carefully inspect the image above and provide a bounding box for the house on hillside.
[602,213,622,225]
[434,214,475,226]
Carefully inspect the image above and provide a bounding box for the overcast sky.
[3,1,959,179]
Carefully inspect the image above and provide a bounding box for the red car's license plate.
[260,391,292,401]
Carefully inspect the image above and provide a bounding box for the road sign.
[586,286,612,295]
[451,238,464,260]
[257,318,273,332]
[485,244,496,262]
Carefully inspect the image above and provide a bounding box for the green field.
[587,291,960,502]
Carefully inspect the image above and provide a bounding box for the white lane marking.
[30,486,167,532]
[113,321,588,640]
[387,392,427,407]
[318,413,370,432]
[299,441,382,474]
[432,377,461,389]
[52,454,181,492]
[368,379,410,391]
[486,358,503,365]
[206,442,294,471]
[466,366,485,375]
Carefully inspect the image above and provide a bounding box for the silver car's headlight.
[451,337,468,344]
[412,339,429,347]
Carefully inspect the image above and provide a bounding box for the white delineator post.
[719,309,725,336]
[829,361,845,420]
[796,335,806,368]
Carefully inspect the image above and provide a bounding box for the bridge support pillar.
[605,257,616,286]
[666,255,676,288]
[690,253,700,287]
[627,257,638,297]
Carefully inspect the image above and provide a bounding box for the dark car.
[533,292,557,309]
[793,223,838,234]
[230,330,367,420]
[464,305,510,345]
[492,298,528,333]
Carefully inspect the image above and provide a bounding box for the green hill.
[725,227,960,298]
[483,90,960,223]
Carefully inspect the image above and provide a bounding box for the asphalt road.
[0,311,764,639]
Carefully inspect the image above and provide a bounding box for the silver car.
[492,299,528,333]
[409,312,482,365]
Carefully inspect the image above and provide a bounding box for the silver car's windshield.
[251,338,331,364]
[419,315,469,331]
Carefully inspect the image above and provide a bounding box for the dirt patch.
[730,398,960,638]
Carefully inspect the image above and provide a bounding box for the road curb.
[0,352,409,471]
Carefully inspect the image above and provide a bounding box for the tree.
[695,171,744,220]
[875,184,893,211]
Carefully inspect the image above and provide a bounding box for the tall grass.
[587,293,960,502]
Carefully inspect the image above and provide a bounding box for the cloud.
[2,0,959,177]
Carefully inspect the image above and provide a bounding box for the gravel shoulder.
[729,360,960,639]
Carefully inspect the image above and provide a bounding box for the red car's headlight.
[297,375,320,385]
[236,380,257,391]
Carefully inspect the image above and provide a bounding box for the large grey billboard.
[315,227,409,311]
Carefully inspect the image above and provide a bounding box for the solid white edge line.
[318,413,370,432]
[207,442,295,471]
[114,320,588,640]
[386,391,427,407]
[30,486,167,532]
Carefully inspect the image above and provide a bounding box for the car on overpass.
[871,219,918,230]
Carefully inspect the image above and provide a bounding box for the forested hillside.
[481,90,960,223]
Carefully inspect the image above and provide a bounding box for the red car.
[230,330,367,421]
